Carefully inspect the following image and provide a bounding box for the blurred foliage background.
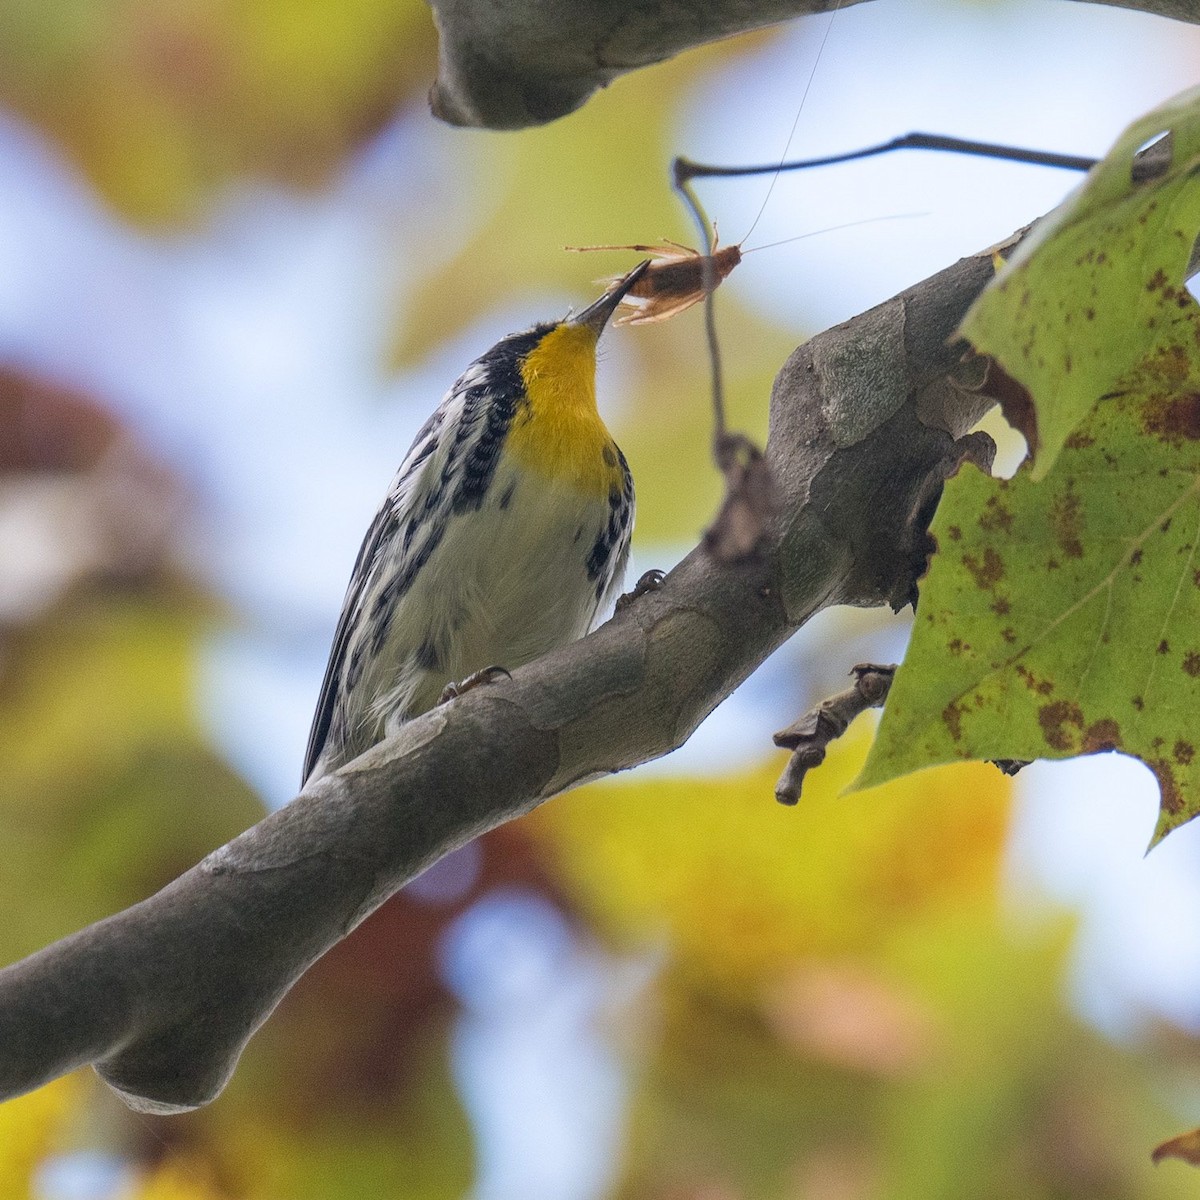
[2,0,1200,1197]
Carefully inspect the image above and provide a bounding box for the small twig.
[671,159,779,563]
[671,134,1046,568]
[703,433,778,562]
[671,159,725,438]
[674,132,1099,185]
[773,664,896,805]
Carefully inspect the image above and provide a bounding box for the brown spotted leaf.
[858,303,1200,845]
[961,85,1200,480]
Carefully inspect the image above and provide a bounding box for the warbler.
[302,261,650,785]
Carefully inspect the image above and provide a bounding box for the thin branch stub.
[704,433,779,563]
[773,664,896,805]
[670,155,779,565]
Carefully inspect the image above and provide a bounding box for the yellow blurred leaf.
[0,1076,82,1200]
[1,0,436,221]
[1,594,199,786]
[128,1157,232,1200]
[527,722,1011,1000]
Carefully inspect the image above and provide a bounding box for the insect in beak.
[567,229,741,326]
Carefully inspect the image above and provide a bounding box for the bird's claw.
[438,665,512,706]
[616,569,666,613]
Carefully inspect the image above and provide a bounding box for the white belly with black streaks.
[357,459,629,738]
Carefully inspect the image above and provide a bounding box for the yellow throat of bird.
[508,322,623,497]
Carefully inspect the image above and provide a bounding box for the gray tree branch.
[0,243,1001,1115]
[427,0,1198,130]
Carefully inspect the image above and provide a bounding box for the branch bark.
[428,0,1200,130]
[0,243,1001,1114]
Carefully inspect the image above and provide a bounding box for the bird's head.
[517,260,650,405]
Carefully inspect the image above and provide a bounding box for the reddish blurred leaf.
[763,961,938,1078]
[0,368,119,473]
[0,368,184,625]
[1152,1127,1200,1166]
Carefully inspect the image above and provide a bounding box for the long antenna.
[740,0,844,247]
[675,131,1099,185]
[743,211,926,255]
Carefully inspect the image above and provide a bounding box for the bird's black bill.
[571,259,651,333]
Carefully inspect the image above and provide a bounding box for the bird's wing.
[302,399,461,784]
[302,332,544,784]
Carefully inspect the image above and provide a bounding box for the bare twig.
[671,160,725,439]
[703,434,779,562]
[674,132,1099,184]
[773,664,895,804]
[671,160,780,563]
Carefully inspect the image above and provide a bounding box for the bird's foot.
[438,665,512,705]
[616,569,666,612]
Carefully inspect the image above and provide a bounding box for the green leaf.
[858,305,1200,845]
[960,85,1200,480]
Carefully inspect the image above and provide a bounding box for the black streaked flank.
[303,494,401,783]
[371,525,444,618]
[586,446,634,585]
[585,527,611,581]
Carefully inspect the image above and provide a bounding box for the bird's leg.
[616,569,666,612]
[438,666,512,705]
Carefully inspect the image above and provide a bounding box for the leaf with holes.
[960,85,1200,480]
[858,303,1200,845]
